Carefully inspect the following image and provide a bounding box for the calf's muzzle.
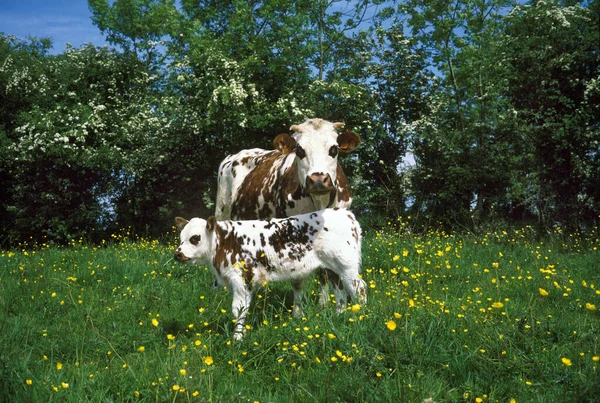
[174,248,189,262]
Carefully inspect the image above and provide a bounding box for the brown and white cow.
[215,118,360,220]
[174,208,366,339]
[214,118,361,306]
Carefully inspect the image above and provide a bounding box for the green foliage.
[400,0,524,229]
[89,0,178,66]
[1,41,155,244]
[502,0,600,229]
[1,0,599,244]
[0,35,53,243]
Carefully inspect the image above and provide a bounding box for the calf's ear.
[337,130,361,153]
[206,216,217,232]
[175,217,189,231]
[273,133,296,154]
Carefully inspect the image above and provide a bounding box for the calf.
[174,208,366,340]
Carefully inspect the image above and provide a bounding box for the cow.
[214,118,361,307]
[215,118,360,220]
[174,208,366,340]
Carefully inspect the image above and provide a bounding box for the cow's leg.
[317,269,331,307]
[292,279,305,318]
[230,283,253,340]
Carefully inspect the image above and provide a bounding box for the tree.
[399,0,522,229]
[352,24,433,218]
[89,0,178,67]
[502,0,600,229]
[126,0,392,229]
[2,42,156,243]
[0,35,53,244]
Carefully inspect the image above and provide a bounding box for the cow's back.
[215,148,273,220]
[216,148,353,221]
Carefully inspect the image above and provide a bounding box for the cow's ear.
[273,133,296,154]
[175,217,189,231]
[337,130,361,153]
[206,216,217,232]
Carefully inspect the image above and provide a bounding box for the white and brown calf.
[174,208,366,340]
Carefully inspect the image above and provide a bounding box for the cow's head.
[273,119,360,199]
[174,216,216,265]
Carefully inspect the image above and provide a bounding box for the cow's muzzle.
[174,248,190,262]
[306,173,334,195]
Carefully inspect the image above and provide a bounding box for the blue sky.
[1,0,107,54]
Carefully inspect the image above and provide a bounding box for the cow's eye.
[190,235,201,246]
[329,145,339,157]
[294,145,306,159]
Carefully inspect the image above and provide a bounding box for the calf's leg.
[292,279,305,318]
[230,283,253,340]
[327,259,367,308]
[319,269,348,313]
[317,269,330,307]
[350,276,367,304]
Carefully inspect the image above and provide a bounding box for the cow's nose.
[306,173,334,194]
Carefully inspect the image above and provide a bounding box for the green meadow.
[1,220,599,402]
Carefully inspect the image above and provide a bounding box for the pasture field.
[1,220,599,402]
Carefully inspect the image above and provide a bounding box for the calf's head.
[273,119,360,196]
[174,216,216,264]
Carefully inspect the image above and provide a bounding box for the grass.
[1,220,599,402]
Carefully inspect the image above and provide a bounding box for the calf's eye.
[329,145,339,157]
[190,235,201,245]
[294,145,306,159]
